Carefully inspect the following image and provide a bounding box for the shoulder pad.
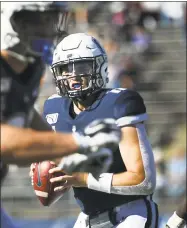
[110,88,128,93]
[47,94,61,100]
[108,88,128,94]
[43,94,61,117]
[114,89,147,127]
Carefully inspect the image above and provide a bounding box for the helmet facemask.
[52,56,107,99]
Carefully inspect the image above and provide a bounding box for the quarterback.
[42,33,159,227]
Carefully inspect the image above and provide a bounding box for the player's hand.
[58,153,88,174]
[84,118,121,152]
[69,119,120,175]
[29,163,36,186]
[166,212,186,228]
[29,163,36,177]
[74,118,121,154]
[58,149,113,175]
[49,167,88,190]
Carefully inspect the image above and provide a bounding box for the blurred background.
[1,1,186,228]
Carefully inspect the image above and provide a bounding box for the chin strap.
[71,89,102,108]
[71,97,89,109]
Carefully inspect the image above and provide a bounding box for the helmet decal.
[92,37,106,55]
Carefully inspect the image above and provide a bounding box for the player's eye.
[73,61,93,75]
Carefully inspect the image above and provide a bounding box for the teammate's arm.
[1,118,121,166]
[1,124,78,166]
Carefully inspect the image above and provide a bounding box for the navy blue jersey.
[0,55,44,182]
[0,55,44,126]
[43,88,148,215]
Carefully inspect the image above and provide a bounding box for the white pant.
[73,198,158,228]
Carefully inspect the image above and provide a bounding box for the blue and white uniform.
[43,88,159,228]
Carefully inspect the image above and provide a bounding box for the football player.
[1,4,121,228]
[1,2,121,166]
[166,196,187,227]
[41,33,159,227]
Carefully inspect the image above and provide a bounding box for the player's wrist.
[87,173,113,193]
[166,211,186,228]
[72,172,89,187]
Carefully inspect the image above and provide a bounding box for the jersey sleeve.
[114,90,147,127]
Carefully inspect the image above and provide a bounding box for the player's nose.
[71,75,82,83]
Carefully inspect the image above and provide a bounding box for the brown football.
[33,161,68,206]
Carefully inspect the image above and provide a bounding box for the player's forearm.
[71,172,89,187]
[109,170,155,195]
[1,125,79,165]
[86,170,155,195]
[73,172,144,188]
[15,132,78,162]
[112,171,145,186]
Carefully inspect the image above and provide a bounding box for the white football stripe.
[116,113,148,127]
[35,190,48,198]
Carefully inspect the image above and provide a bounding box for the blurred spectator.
[109,2,131,43]
[160,2,184,27]
[110,2,143,43]
[114,55,143,89]
[74,2,88,31]
[126,2,142,25]
[107,63,120,88]
[139,2,161,31]
[166,147,186,197]
[117,69,135,89]
[87,2,109,26]
[153,147,167,200]
[131,26,152,53]
[110,2,126,26]
[104,39,120,58]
